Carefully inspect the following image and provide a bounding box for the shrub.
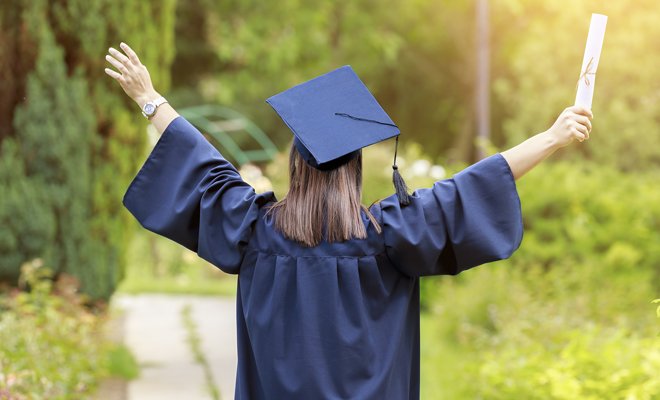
[477,326,660,399]
[0,260,136,399]
[418,159,660,398]
[0,0,177,300]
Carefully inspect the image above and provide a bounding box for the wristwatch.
[141,96,168,120]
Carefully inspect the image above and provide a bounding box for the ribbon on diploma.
[574,14,607,109]
[577,57,596,88]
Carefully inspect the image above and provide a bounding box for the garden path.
[114,294,237,400]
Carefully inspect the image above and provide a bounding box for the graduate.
[105,42,593,400]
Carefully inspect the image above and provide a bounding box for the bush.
[477,326,660,399]
[0,8,96,297]
[0,259,136,399]
[418,159,660,399]
[0,0,177,300]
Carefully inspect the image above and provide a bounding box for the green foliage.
[0,0,177,300]
[420,266,660,399]
[514,161,660,301]
[492,0,660,170]
[478,327,660,399]
[0,10,95,289]
[0,259,134,399]
[172,0,477,158]
[170,0,660,170]
[0,140,57,271]
[418,160,660,398]
[655,299,660,337]
[104,344,140,381]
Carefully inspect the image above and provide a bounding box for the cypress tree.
[0,0,177,300]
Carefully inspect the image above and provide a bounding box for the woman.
[105,42,592,400]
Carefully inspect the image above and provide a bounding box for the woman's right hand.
[545,106,594,148]
[104,42,160,107]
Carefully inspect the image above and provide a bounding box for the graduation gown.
[123,116,523,400]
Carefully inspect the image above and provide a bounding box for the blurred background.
[1,0,659,399]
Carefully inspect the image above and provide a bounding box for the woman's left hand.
[104,42,160,107]
[501,105,594,180]
[544,106,594,148]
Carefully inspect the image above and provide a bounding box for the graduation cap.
[266,65,411,205]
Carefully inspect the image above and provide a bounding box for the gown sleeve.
[377,153,523,277]
[122,116,275,274]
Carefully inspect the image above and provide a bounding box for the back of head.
[268,144,381,247]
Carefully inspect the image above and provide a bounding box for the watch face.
[143,103,156,115]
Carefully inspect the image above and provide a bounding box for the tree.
[0,0,177,300]
[490,0,660,170]
[172,0,478,161]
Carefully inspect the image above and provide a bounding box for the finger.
[105,55,128,73]
[572,121,589,136]
[104,68,122,80]
[108,47,130,65]
[573,129,587,142]
[571,114,592,132]
[120,42,141,65]
[567,105,593,119]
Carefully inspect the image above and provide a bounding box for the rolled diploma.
[575,14,608,109]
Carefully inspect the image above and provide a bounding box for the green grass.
[105,344,140,380]
[420,313,479,400]
[119,227,237,297]
[182,304,222,400]
[119,272,237,296]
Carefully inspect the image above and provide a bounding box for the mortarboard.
[266,65,411,205]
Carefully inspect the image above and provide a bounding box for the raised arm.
[501,106,593,180]
[378,106,593,277]
[103,42,275,274]
[103,42,177,134]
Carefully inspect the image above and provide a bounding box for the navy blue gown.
[123,116,523,399]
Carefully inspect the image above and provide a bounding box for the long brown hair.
[267,144,381,247]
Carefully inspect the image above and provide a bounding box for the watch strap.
[152,96,168,107]
[142,96,168,120]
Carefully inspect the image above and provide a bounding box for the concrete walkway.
[114,295,237,400]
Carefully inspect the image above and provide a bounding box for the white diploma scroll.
[575,14,608,109]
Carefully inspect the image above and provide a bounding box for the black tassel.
[392,136,411,206]
[392,165,411,206]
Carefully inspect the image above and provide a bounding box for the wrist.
[140,95,168,120]
[540,130,562,151]
[135,91,161,108]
